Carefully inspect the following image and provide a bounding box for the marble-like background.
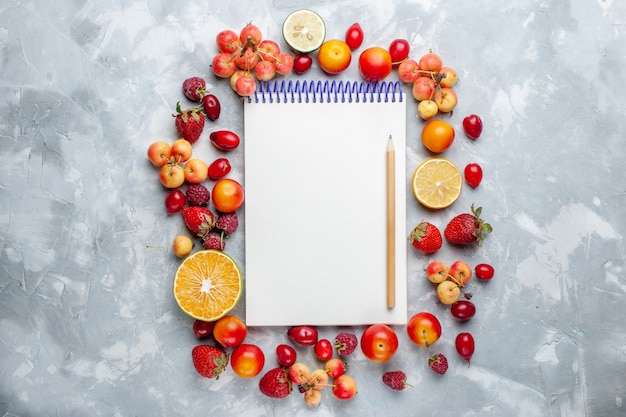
[1,0,625,416]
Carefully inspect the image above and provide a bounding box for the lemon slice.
[282,9,326,53]
[412,158,462,209]
[173,250,242,322]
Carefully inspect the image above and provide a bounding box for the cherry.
[388,39,410,67]
[464,163,483,188]
[202,94,221,121]
[455,332,475,363]
[450,300,476,321]
[192,319,215,338]
[210,130,240,151]
[207,157,231,180]
[287,325,318,346]
[462,114,483,139]
[345,23,364,50]
[275,344,297,367]
[164,189,186,214]
[293,54,313,75]
[314,339,333,361]
[475,263,495,280]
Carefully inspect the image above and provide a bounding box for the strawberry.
[408,221,442,253]
[191,345,228,379]
[428,353,448,375]
[334,332,358,356]
[174,102,205,144]
[382,370,411,391]
[185,183,211,206]
[182,76,206,102]
[181,206,215,238]
[444,204,492,246]
[216,211,239,235]
[203,231,226,251]
[259,367,292,398]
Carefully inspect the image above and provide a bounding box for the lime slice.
[412,158,462,209]
[282,9,326,53]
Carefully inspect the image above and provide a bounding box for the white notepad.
[243,80,407,326]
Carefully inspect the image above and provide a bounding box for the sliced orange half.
[173,250,242,322]
[412,158,462,209]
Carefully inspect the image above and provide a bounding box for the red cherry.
[275,344,297,367]
[462,114,483,139]
[293,54,313,75]
[207,157,231,180]
[164,189,186,213]
[388,39,410,68]
[455,332,475,362]
[314,339,333,361]
[192,319,215,338]
[464,163,483,187]
[475,263,495,280]
[345,23,364,50]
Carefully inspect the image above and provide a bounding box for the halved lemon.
[282,9,326,53]
[173,250,242,322]
[412,158,462,209]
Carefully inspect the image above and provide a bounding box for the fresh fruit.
[433,87,458,112]
[164,189,186,214]
[216,29,241,54]
[209,130,240,151]
[307,368,329,390]
[203,231,226,251]
[201,94,221,121]
[230,343,265,378]
[408,221,442,253]
[288,325,318,346]
[183,159,208,183]
[397,59,420,83]
[428,353,448,375]
[173,235,193,258]
[448,260,472,286]
[192,319,215,338]
[174,102,205,144]
[211,52,237,78]
[191,345,228,379]
[185,183,211,206]
[231,70,256,96]
[159,163,186,189]
[215,212,239,235]
[411,158,462,209]
[475,263,495,280]
[240,23,262,45]
[344,23,364,50]
[324,358,347,379]
[388,39,410,67]
[293,53,313,74]
[334,332,358,356]
[360,324,398,362]
[211,179,245,213]
[282,9,326,53]
[317,39,351,74]
[173,250,242,322]
[304,389,322,407]
[289,362,311,385]
[421,119,455,153]
[407,312,441,347]
[412,76,437,101]
[170,138,193,163]
[358,47,393,82]
[438,67,458,88]
[259,367,292,398]
[426,260,449,284]
[147,141,171,166]
[213,315,247,348]
[207,157,231,180]
[462,114,483,139]
[444,204,493,246]
[276,344,297,367]
[274,53,294,75]
[436,280,461,304]
[314,339,333,361]
[417,99,438,120]
[418,52,443,73]
[464,163,483,188]
[451,300,476,321]
[181,206,215,238]
[382,370,411,391]
[332,374,357,400]
[257,39,280,62]
[254,60,277,81]
[182,77,206,102]
[455,332,475,363]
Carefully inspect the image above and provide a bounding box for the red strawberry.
[174,102,205,144]
[334,332,358,356]
[181,206,215,238]
[203,231,226,251]
[182,76,206,102]
[259,367,292,398]
[408,221,442,253]
[428,353,448,375]
[216,211,239,235]
[444,204,492,246]
[382,370,411,391]
[191,345,228,379]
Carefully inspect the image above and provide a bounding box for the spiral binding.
[247,80,404,104]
